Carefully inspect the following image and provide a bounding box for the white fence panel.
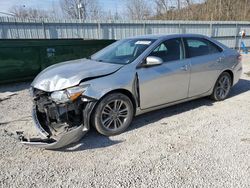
[0,17,250,48]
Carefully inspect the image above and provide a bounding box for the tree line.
[9,0,250,21]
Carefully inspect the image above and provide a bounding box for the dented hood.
[31,58,122,92]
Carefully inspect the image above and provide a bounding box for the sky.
[0,0,204,17]
[0,0,126,15]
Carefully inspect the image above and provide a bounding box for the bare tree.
[125,0,151,20]
[154,0,168,16]
[151,0,250,21]
[10,5,51,19]
[152,0,194,20]
[102,10,122,20]
[60,0,102,20]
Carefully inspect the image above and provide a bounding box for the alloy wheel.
[215,75,231,99]
[101,99,129,130]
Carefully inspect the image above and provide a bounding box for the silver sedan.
[20,34,242,149]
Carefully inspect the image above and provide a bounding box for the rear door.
[184,37,225,97]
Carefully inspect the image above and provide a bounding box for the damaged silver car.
[19,34,242,149]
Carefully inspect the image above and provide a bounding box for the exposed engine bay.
[34,89,83,135]
[18,88,96,149]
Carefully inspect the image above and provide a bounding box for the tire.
[92,93,134,136]
[211,72,232,101]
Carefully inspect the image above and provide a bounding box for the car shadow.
[58,79,250,152]
[65,78,250,151]
[129,78,250,132]
[55,130,124,152]
[229,78,250,98]
[58,97,214,152]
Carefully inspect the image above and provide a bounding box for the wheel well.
[90,89,137,119]
[104,89,137,111]
[89,89,137,128]
[223,70,234,85]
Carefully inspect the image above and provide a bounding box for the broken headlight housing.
[50,84,89,103]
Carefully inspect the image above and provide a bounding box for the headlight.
[50,90,69,103]
[51,84,89,103]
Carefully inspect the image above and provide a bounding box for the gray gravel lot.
[0,55,250,188]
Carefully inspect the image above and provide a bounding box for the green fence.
[0,39,115,84]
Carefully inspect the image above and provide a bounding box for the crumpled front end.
[19,88,96,149]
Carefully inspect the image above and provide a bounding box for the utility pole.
[77,0,82,20]
[219,0,221,21]
[244,0,248,20]
[177,0,181,10]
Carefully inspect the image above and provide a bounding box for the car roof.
[125,33,229,50]
[127,33,209,40]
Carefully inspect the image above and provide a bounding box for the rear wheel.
[92,93,134,136]
[211,72,232,101]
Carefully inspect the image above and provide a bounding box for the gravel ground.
[0,55,250,188]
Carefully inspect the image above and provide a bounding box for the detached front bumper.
[17,87,96,149]
[18,107,87,149]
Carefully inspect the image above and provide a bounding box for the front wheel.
[92,93,134,136]
[211,72,232,101]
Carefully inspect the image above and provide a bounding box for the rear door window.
[185,38,222,58]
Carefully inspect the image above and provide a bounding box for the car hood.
[31,58,123,92]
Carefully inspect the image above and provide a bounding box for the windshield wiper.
[87,57,104,62]
[93,58,123,65]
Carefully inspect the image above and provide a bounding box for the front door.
[137,38,191,109]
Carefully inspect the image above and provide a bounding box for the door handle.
[180,65,188,71]
[217,57,223,63]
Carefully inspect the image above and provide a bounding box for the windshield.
[91,38,156,65]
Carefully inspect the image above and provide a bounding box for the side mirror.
[145,56,163,66]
